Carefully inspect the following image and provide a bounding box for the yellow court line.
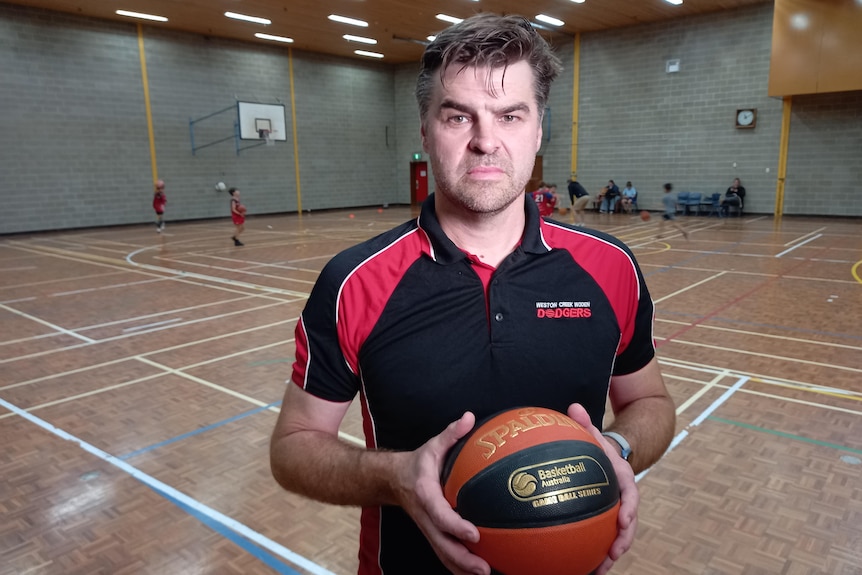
[748,377,862,403]
[852,260,862,284]
[674,370,729,415]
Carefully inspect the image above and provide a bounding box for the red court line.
[657,234,839,348]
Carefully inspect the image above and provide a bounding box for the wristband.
[601,431,632,461]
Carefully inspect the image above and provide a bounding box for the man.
[600,179,620,213]
[270,13,675,575]
[567,178,590,226]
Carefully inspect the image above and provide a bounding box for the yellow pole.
[775,96,792,217]
[570,33,581,180]
[288,48,302,215]
[137,23,158,185]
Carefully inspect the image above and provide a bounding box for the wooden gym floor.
[1,207,861,575]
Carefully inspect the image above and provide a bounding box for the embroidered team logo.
[535,301,591,318]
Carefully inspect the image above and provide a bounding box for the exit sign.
[412,152,422,161]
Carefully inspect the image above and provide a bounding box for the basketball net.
[261,129,275,146]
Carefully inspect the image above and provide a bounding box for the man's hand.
[567,403,639,575]
[390,411,491,575]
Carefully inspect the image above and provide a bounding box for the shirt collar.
[416,193,551,265]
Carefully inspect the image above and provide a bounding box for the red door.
[410,162,428,205]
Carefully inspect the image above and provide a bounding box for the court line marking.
[0,395,336,575]
[636,376,749,482]
[135,356,281,412]
[656,317,862,351]
[652,271,727,304]
[122,318,183,332]
[74,295,258,332]
[774,234,822,258]
[709,416,862,456]
[672,370,728,415]
[149,255,318,286]
[0,303,95,344]
[783,227,826,247]
[0,269,127,291]
[52,277,167,297]
[0,373,164,420]
[0,301,292,364]
[658,336,862,375]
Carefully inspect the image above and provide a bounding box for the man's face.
[421,60,543,215]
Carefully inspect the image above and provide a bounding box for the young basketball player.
[229,188,245,246]
[271,14,675,575]
[152,180,166,232]
[659,183,689,240]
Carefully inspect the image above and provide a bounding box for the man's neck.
[435,196,526,268]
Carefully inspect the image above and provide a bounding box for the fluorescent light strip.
[255,33,294,43]
[570,0,586,4]
[343,34,377,45]
[535,14,565,27]
[225,12,272,25]
[115,10,167,22]
[328,14,368,27]
[436,14,464,24]
[664,0,683,4]
[355,50,384,59]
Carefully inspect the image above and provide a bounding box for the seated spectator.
[531,183,558,218]
[620,181,638,214]
[600,179,620,213]
[721,178,746,216]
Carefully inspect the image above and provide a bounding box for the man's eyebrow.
[439,99,532,115]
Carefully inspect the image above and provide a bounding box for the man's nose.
[468,119,500,154]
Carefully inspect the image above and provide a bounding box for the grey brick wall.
[2,3,859,234]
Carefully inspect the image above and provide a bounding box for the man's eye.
[449,115,469,124]
[501,115,518,123]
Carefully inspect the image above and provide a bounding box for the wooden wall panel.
[769,0,862,96]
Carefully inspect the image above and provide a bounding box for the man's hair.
[415,13,562,121]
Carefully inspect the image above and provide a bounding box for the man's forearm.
[270,430,403,507]
[605,396,675,473]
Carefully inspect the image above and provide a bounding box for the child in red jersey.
[530,183,558,218]
[229,188,246,246]
[153,180,167,232]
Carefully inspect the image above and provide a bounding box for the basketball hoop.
[260,129,275,146]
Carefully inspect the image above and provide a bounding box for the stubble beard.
[433,156,532,216]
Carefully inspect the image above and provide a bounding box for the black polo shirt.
[291,194,655,575]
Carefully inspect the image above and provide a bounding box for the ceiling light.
[436,14,464,24]
[355,50,384,59]
[427,35,437,42]
[255,33,294,43]
[535,14,565,27]
[328,15,369,27]
[225,12,271,26]
[115,10,167,22]
[570,0,586,3]
[343,34,377,45]
[664,0,683,5]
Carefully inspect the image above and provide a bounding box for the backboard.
[237,102,287,141]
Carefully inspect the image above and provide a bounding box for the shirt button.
[495,313,504,322]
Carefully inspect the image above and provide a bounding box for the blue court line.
[709,416,862,456]
[161,485,302,575]
[119,401,282,460]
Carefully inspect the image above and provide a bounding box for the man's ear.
[420,122,428,152]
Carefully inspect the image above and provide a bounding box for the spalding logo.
[511,472,538,497]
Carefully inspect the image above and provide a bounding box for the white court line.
[0,266,37,271]
[151,256,317,286]
[52,277,166,297]
[122,318,183,333]
[783,227,826,247]
[636,376,749,482]
[673,370,729,415]
[0,395,336,575]
[653,271,727,304]
[1,303,95,344]
[0,297,37,304]
[775,234,822,258]
[74,295,255,332]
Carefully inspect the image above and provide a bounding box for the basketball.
[640,210,651,221]
[216,181,227,192]
[441,407,620,575]
[238,205,247,215]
